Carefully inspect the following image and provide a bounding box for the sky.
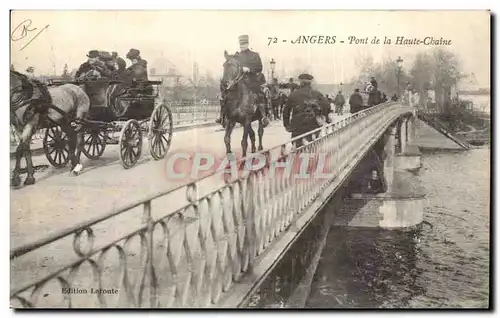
[10,10,490,87]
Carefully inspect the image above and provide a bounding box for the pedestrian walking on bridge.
[283,73,331,148]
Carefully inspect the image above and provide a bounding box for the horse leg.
[16,115,39,186]
[72,125,85,175]
[224,120,236,155]
[11,143,24,187]
[60,122,79,174]
[248,125,256,153]
[258,120,264,151]
[241,122,250,158]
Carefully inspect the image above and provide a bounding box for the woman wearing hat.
[122,48,148,83]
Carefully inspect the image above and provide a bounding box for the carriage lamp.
[270,58,276,80]
[396,56,403,97]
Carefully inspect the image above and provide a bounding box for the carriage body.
[44,77,173,169]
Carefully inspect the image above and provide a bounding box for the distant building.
[149,57,182,87]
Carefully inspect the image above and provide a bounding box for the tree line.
[349,48,470,116]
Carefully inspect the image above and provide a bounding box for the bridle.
[222,57,244,91]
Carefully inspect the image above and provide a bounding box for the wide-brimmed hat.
[126,48,140,59]
[87,50,99,58]
[298,73,314,81]
[238,35,249,45]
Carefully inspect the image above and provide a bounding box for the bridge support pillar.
[395,115,422,172]
[333,120,425,230]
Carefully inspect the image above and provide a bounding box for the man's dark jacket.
[349,92,364,113]
[235,50,265,87]
[283,84,331,134]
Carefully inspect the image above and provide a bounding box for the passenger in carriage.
[75,50,113,80]
[95,51,115,79]
[75,50,99,79]
[123,48,149,83]
[112,52,127,76]
[121,48,150,96]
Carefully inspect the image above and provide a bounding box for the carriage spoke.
[43,126,70,168]
[61,148,69,163]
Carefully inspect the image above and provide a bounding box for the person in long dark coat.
[283,73,331,148]
[349,88,364,114]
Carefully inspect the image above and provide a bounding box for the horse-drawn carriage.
[43,77,173,169]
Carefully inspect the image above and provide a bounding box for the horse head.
[221,50,242,91]
[365,82,374,93]
[10,70,31,110]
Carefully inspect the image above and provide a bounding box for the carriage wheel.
[82,128,107,160]
[148,103,173,160]
[43,126,71,168]
[119,119,143,169]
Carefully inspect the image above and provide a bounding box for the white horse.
[10,70,90,187]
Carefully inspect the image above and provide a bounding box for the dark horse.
[220,51,267,158]
[10,70,90,187]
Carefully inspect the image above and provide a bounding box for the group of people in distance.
[75,48,148,85]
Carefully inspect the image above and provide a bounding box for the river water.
[304,147,490,308]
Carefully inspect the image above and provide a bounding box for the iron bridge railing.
[10,102,412,308]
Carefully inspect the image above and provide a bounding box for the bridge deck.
[12,116,351,248]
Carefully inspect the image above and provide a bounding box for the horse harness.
[10,72,68,127]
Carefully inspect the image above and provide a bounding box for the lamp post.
[396,56,403,98]
[270,58,276,81]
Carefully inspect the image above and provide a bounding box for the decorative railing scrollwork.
[11,102,412,308]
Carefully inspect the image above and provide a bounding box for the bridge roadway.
[11,115,348,250]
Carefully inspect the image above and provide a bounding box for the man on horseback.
[367,76,379,106]
[283,73,331,148]
[216,35,269,127]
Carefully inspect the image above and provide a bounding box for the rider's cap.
[298,73,314,81]
[239,35,249,44]
[87,50,99,58]
[126,48,141,60]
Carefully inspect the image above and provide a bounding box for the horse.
[365,82,382,106]
[10,70,90,187]
[221,51,267,158]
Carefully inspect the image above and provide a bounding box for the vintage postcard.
[9,10,490,309]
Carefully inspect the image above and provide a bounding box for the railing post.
[143,201,157,307]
